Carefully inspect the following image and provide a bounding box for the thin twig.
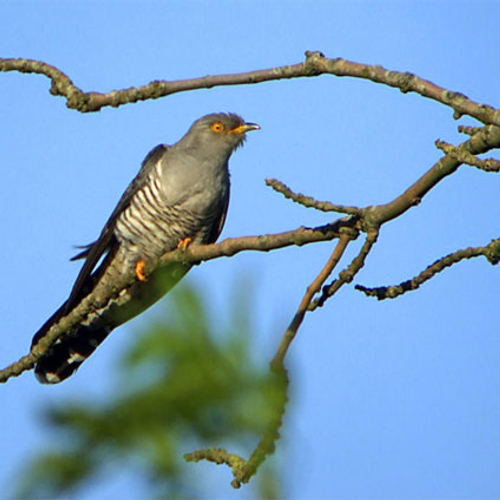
[184,448,247,483]
[436,139,500,172]
[271,232,354,371]
[159,220,353,266]
[234,366,288,487]
[309,229,380,311]
[356,237,500,300]
[266,178,362,216]
[185,366,289,489]
[458,125,484,136]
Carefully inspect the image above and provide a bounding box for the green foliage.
[16,284,285,499]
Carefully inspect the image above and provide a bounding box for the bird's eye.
[210,121,225,133]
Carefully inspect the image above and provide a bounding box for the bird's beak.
[228,122,260,135]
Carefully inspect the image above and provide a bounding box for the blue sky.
[1,1,499,498]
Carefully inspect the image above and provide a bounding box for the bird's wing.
[206,187,230,244]
[65,144,168,310]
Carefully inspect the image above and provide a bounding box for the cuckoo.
[31,113,259,384]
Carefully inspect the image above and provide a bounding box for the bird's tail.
[32,261,192,384]
[33,312,112,384]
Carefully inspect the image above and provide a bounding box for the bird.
[31,112,260,384]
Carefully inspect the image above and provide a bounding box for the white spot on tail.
[42,372,61,384]
[68,352,86,364]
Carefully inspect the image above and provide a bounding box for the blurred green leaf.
[15,282,285,499]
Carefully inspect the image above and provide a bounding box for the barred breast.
[114,164,223,261]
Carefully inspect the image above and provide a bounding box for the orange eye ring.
[210,121,225,133]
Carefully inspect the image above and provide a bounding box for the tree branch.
[0,220,356,384]
[185,231,355,489]
[2,52,499,126]
[361,125,500,228]
[266,128,500,235]
[355,237,500,300]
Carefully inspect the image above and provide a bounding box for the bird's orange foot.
[135,259,147,282]
[177,237,192,251]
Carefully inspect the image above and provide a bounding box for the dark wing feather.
[70,243,94,261]
[206,188,230,244]
[65,144,168,311]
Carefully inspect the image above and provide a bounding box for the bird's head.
[180,113,260,158]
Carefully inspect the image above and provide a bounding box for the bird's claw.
[177,237,192,251]
[135,259,147,281]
